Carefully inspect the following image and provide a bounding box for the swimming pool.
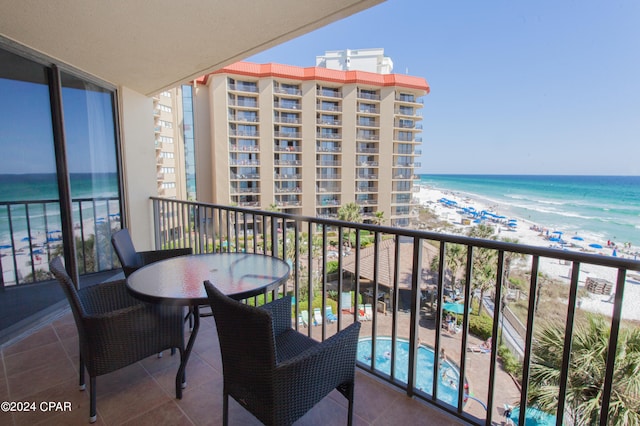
[510,406,556,426]
[357,337,464,407]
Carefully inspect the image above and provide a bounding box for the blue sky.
[248,0,640,175]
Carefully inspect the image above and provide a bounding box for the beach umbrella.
[571,236,584,241]
[552,231,563,236]
[0,244,12,249]
[589,243,603,249]
[442,302,468,315]
[21,236,35,242]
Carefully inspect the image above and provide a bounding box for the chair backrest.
[49,257,88,340]
[203,281,277,390]
[111,229,142,276]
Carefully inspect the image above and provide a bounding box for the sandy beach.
[415,185,640,321]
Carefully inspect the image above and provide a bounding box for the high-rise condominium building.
[316,48,394,74]
[153,87,197,200]
[194,60,429,227]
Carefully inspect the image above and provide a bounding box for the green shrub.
[498,344,521,378]
[326,260,339,274]
[468,313,493,340]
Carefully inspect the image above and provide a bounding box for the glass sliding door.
[61,72,121,274]
[0,44,122,340]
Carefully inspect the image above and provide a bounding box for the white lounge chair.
[325,306,338,323]
[300,310,309,327]
[313,308,323,326]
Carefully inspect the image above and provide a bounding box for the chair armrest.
[274,322,361,400]
[261,295,292,336]
[78,280,140,315]
[139,247,192,265]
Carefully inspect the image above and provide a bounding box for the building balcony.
[274,173,301,180]
[230,173,260,180]
[316,118,342,126]
[229,144,259,152]
[275,131,301,139]
[229,159,260,166]
[316,160,341,167]
[358,107,379,114]
[316,146,342,153]
[274,102,301,110]
[274,116,300,124]
[358,92,381,101]
[228,99,258,108]
[122,198,637,426]
[316,89,342,98]
[356,133,379,141]
[274,159,301,166]
[228,115,259,123]
[229,129,260,137]
[227,83,258,93]
[316,104,342,112]
[274,145,301,153]
[274,87,302,96]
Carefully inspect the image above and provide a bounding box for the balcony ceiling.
[0,0,384,96]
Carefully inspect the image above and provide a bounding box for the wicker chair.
[50,257,185,423]
[111,228,203,327]
[204,280,361,426]
[110,228,192,278]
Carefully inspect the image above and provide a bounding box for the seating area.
[204,281,361,425]
[0,307,464,425]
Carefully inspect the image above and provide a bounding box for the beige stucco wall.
[118,87,157,250]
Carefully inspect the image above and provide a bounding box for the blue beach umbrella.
[571,236,584,241]
[589,243,603,249]
[0,244,12,249]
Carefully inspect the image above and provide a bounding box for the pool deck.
[303,310,521,425]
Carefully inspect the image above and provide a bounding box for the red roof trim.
[197,62,430,93]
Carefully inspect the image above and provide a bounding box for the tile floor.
[0,309,466,425]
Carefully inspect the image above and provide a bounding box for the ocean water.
[0,173,119,243]
[419,175,640,246]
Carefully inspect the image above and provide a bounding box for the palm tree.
[529,315,640,425]
[372,210,386,226]
[445,243,466,290]
[467,224,497,315]
[337,202,362,248]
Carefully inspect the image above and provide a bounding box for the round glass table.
[126,252,290,398]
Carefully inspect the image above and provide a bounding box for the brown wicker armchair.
[50,257,184,423]
[111,228,203,328]
[204,280,361,426]
[111,228,192,277]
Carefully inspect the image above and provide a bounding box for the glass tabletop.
[126,252,291,305]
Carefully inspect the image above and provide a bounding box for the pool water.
[357,337,463,407]
[510,406,556,425]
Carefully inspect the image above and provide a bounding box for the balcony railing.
[151,197,640,426]
[0,197,121,286]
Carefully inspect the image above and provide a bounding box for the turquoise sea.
[419,175,640,246]
[0,173,119,243]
